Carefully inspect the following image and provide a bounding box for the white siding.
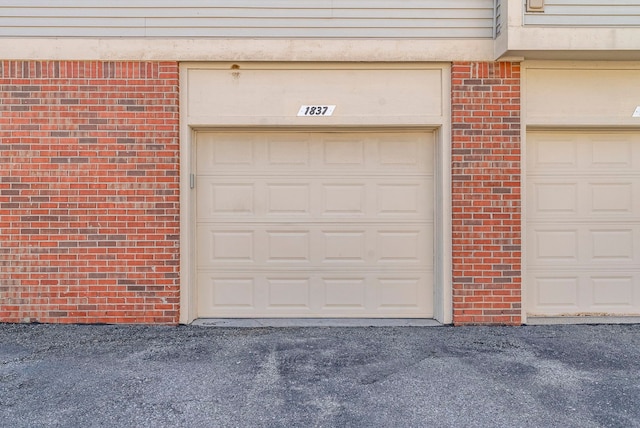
[525,0,640,26]
[0,0,495,39]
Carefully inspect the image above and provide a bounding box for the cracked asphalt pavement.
[1,323,639,427]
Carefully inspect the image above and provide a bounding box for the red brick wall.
[0,61,180,324]
[451,62,522,325]
[1,60,522,326]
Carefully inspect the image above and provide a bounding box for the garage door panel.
[322,230,366,262]
[266,277,312,310]
[528,224,640,268]
[321,137,366,166]
[197,133,257,169]
[377,229,431,263]
[377,181,431,217]
[589,182,635,215]
[528,179,640,220]
[196,180,256,218]
[197,177,432,220]
[322,183,366,215]
[528,272,622,315]
[267,137,311,167]
[589,229,636,262]
[528,228,579,264]
[321,178,432,219]
[196,131,434,318]
[527,271,640,316]
[527,136,578,169]
[587,134,640,170]
[197,273,257,313]
[528,133,640,171]
[266,183,311,215]
[591,276,635,308]
[528,180,578,216]
[530,275,580,311]
[377,134,432,168]
[197,224,432,267]
[198,132,434,173]
[321,277,368,310]
[267,231,311,262]
[590,139,634,167]
[378,276,430,310]
[197,271,433,317]
[527,131,640,316]
[196,229,255,265]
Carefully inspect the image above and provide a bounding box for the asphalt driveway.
[1,323,639,427]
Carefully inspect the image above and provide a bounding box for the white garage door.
[195,131,434,318]
[527,131,640,316]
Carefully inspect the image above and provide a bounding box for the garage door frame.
[178,62,452,324]
[523,61,640,323]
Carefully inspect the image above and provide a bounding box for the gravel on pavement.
[1,323,639,428]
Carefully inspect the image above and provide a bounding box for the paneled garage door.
[526,131,640,316]
[195,131,434,317]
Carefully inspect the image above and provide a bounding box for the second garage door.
[195,131,434,318]
[526,131,640,316]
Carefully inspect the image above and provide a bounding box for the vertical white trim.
[434,65,453,324]
[508,0,524,27]
[520,62,528,325]
[179,64,196,324]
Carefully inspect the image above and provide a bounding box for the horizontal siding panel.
[2,0,490,8]
[0,26,489,39]
[525,1,640,26]
[146,18,493,29]
[143,27,489,39]
[0,9,495,20]
[0,0,495,39]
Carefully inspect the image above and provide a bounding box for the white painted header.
[525,63,640,126]
[183,63,448,127]
[0,38,495,62]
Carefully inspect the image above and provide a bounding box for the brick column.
[0,61,180,324]
[451,62,522,325]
